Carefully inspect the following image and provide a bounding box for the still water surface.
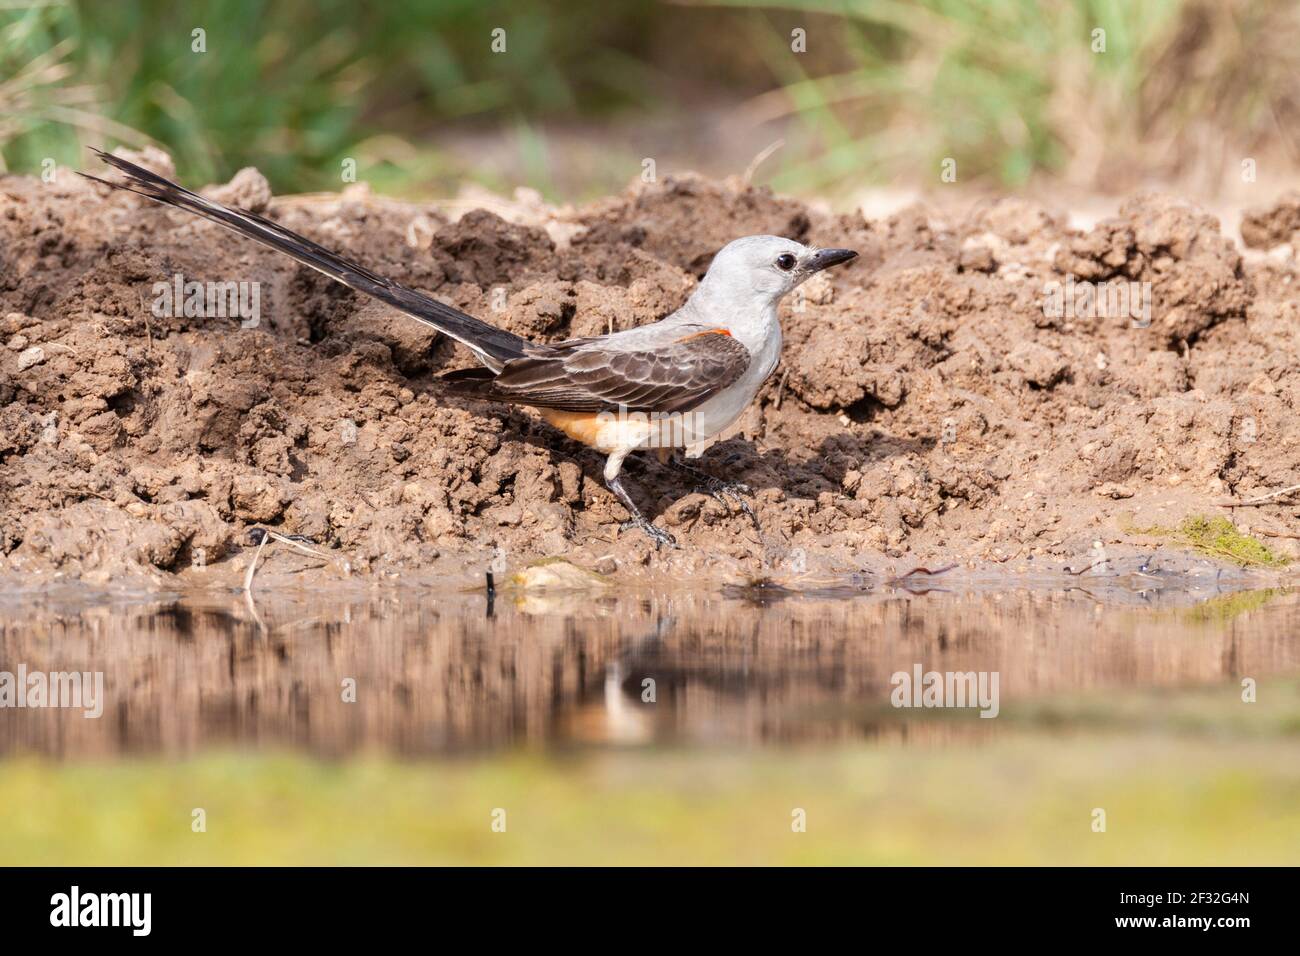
[2,579,1297,758]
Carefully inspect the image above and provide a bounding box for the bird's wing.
[440,328,751,413]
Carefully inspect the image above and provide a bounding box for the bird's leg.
[604,449,676,549]
[663,454,760,531]
[607,476,677,549]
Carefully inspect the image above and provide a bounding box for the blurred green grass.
[5,679,1300,865]
[723,0,1300,193]
[1,0,669,193]
[5,740,1298,865]
[3,1,1298,199]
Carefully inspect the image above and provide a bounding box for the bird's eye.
[775,253,797,271]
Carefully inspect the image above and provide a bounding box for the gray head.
[694,235,857,307]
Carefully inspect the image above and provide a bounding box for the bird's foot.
[697,477,760,531]
[660,456,761,532]
[619,517,678,550]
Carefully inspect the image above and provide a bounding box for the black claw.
[705,478,752,501]
[606,474,677,549]
[619,518,678,549]
[661,456,760,532]
[701,478,760,532]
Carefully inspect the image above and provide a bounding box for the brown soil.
[3,150,1300,587]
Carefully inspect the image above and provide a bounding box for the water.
[3,579,1297,759]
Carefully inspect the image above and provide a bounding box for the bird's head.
[695,235,858,308]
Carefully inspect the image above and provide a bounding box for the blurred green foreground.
[6,682,1299,866]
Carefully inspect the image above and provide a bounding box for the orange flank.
[540,408,685,454]
[674,328,732,343]
[538,408,606,448]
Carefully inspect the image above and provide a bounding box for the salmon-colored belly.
[539,409,607,447]
[539,408,682,454]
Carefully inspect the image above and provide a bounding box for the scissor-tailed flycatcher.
[84,150,856,547]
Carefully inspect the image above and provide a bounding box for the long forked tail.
[81,148,527,370]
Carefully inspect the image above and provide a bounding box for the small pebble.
[17,345,46,370]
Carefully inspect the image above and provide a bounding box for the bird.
[82,149,857,548]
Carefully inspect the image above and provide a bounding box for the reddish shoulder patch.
[675,328,732,343]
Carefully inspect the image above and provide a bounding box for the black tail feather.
[82,148,528,370]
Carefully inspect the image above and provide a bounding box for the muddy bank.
[3,152,1300,586]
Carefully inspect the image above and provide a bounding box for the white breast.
[676,314,781,445]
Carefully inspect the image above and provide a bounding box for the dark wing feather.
[82,149,528,368]
[439,332,751,413]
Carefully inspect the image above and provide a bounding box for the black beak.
[806,248,858,272]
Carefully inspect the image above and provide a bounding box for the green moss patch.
[1125,514,1286,568]
[1177,515,1287,568]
